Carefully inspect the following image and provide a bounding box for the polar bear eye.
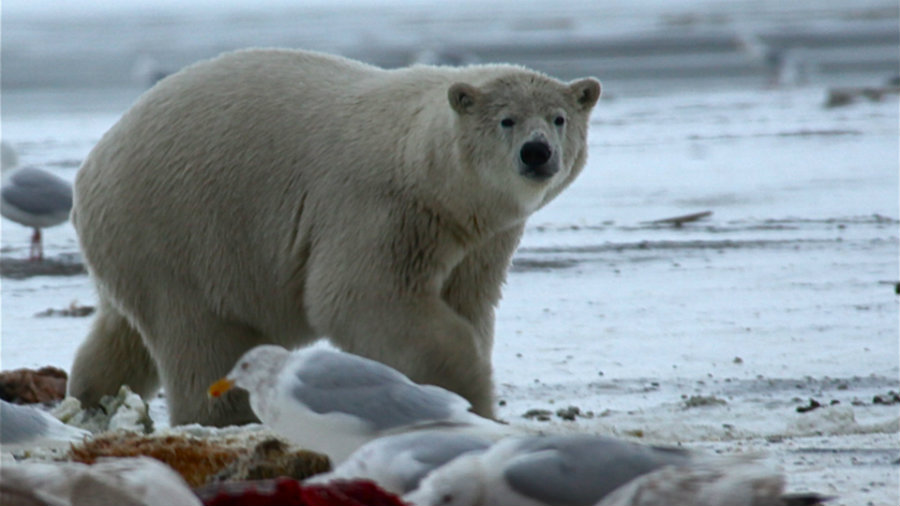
[500,118,515,128]
[554,115,566,126]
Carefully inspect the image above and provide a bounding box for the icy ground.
[2,85,898,504]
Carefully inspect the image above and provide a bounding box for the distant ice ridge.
[2,0,897,90]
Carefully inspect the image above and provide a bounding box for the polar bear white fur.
[68,48,601,426]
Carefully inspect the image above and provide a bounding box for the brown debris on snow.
[0,365,68,404]
[215,438,331,482]
[70,433,240,487]
[69,432,330,488]
[34,302,96,317]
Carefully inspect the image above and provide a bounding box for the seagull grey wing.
[291,350,468,432]
[1,400,51,444]
[399,432,492,491]
[407,432,491,467]
[503,435,691,506]
[3,168,73,217]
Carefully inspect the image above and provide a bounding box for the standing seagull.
[1,141,73,261]
[209,343,514,464]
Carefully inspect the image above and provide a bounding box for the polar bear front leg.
[314,294,496,418]
[388,300,496,418]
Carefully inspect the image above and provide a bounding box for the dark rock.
[522,408,553,421]
[796,398,822,413]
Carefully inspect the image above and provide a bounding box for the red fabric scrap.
[199,478,407,506]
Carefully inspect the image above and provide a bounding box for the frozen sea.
[2,1,899,504]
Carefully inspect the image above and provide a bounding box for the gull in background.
[1,141,73,261]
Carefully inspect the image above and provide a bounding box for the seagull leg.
[29,228,43,262]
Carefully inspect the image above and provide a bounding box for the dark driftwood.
[825,86,900,108]
[645,211,713,227]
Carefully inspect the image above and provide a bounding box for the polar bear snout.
[518,139,558,181]
[520,140,552,166]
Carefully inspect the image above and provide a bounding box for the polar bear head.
[447,72,601,216]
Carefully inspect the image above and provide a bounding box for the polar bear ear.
[569,78,601,111]
[448,83,482,115]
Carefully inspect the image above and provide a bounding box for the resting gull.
[0,456,202,506]
[406,434,828,506]
[209,343,512,464]
[0,141,73,261]
[0,399,89,450]
[308,429,493,495]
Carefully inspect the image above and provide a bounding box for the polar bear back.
[73,49,546,328]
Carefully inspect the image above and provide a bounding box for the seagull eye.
[554,115,566,126]
[440,494,454,504]
[240,362,249,370]
[500,118,515,128]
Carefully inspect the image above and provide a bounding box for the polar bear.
[68,48,601,426]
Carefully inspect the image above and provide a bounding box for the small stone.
[555,406,581,421]
[683,395,727,408]
[873,392,900,405]
[796,398,822,413]
[522,409,553,422]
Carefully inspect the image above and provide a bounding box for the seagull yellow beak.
[208,377,235,398]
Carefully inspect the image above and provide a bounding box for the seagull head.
[208,344,291,399]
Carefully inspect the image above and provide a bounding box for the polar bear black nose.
[520,141,553,168]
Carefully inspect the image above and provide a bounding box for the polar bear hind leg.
[68,297,160,406]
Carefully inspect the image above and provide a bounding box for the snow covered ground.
[2,1,898,504]
[3,81,897,505]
